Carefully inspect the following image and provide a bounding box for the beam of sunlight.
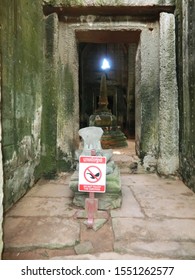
[101,58,111,70]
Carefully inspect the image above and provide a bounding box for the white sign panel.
[79,156,106,193]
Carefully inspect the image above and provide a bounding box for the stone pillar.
[57,22,80,161]
[126,44,136,136]
[135,23,159,164]
[157,12,179,175]
[0,54,3,259]
[0,127,3,260]
[135,41,141,156]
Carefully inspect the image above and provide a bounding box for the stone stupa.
[89,73,128,149]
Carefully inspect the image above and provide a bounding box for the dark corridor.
[77,31,140,138]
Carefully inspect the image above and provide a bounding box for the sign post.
[78,151,107,227]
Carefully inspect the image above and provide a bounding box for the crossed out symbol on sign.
[84,166,102,183]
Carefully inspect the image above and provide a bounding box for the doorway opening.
[77,30,140,142]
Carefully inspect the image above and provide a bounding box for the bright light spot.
[113,151,121,155]
[101,58,111,70]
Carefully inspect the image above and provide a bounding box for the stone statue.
[79,126,103,153]
[78,126,112,168]
[69,126,122,210]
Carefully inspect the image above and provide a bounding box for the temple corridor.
[0,0,195,260]
[3,141,195,260]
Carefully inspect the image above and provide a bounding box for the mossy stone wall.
[0,0,44,210]
[0,0,81,211]
[176,0,195,192]
[37,13,58,179]
[0,53,3,259]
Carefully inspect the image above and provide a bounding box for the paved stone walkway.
[3,141,195,260]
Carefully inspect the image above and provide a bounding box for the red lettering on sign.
[79,184,105,192]
[80,156,106,164]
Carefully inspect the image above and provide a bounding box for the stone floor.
[2,140,195,260]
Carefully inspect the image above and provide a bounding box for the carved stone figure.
[69,126,122,210]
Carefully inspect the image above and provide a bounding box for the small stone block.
[92,218,107,231]
[74,241,94,255]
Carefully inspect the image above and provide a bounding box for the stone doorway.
[46,9,179,175]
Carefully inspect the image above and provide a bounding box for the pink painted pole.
[86,149,97,228]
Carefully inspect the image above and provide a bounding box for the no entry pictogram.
[84,166,102,183]
[79,155,106,193]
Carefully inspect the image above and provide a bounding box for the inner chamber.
[78,31,140,140]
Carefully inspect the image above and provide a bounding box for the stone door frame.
[56,12,179,175]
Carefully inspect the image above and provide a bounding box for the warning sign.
[84,166,102,183]
[79,156,106,193]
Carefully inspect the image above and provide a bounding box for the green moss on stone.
[64,65,74,118]
[1,0,45,210]
[43,0,84,6]
[43,0,130,6]
[38,156,57,179]
[57,148,73,172]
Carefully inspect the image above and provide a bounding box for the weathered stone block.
[157,12,179,175]
[74,241,94,255]
[73,192,122,210]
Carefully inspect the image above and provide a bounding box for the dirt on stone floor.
[2,216,114,260]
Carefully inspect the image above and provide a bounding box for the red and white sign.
[79,155,106,193]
